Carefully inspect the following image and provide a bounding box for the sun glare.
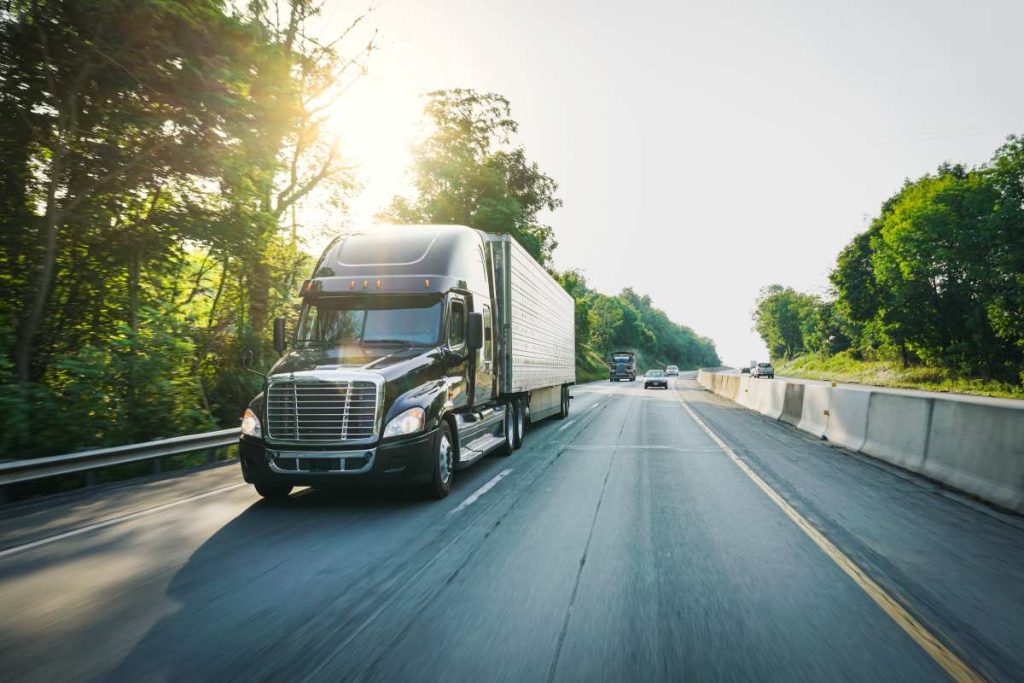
[325,78,423,228]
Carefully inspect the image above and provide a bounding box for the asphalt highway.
[1,373,1022,682]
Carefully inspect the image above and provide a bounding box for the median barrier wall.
[780,383,805,426]
[797,385,831,438]
[755,380,787,419]
[921,401,1024,512]
[824,387,870,451]
[694,369,1024,513]
[861,393,931,471]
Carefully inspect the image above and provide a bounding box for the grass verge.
[775,352,1023,400]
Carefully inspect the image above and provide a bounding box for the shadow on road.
[102,460,510,681]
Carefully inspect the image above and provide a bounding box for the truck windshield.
[296,296,442,348]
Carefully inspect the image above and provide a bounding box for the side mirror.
[273,317,286,355]
[467,312,483,350]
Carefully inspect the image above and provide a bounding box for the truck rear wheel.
[557,386,570,419]
[512,398,525,449]
[497,405,515,457]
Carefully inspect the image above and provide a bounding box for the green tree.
[381,89,562,264]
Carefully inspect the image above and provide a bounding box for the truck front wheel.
[425,422,454,499]
[255,483,293,500]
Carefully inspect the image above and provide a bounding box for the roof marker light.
[349,280,356,290]
[376,279,382,289]
[362,280,369,289]
[424,279,430,288]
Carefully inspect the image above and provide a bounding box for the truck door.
[474,304,494,404]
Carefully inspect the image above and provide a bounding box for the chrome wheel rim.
[438,433,453,485]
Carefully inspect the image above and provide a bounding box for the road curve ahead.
[1,373,1023,682]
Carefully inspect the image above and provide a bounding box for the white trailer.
[488,234,575,421]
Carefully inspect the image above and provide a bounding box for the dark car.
[644,369,669,389]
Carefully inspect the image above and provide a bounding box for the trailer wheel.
[557,385,570,419]
[512,398,525,449]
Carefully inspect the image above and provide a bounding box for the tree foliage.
[0,0,368,458]
[558,273,720,373]
[756,135,1024,384]
[380,89,561,264]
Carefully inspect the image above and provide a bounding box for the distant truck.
[751,362,775,379]
[609,351,636,381]
[239,225,576,500]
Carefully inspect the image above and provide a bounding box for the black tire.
[556,385,570,419]
[255,483,293,500]
[512,398,525,449]
[425,421,455,499]
[497,405,515,457]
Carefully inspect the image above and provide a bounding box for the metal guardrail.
[0,428,241,486]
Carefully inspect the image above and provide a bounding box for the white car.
[644,369,669,389]
[666,365,679,376]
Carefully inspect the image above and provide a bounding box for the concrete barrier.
[861,393,932,471]
[780,383,805,426]
[755,380,787,420]
[797,385,831,438]
[922,401,1024,512]
[824,387,870,451]
[695,369,1024,514]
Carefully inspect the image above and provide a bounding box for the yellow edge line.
[674,383,984,683]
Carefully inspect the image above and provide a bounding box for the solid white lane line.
[449,468,512,514]
[672,385,983,683]
[0,482,248,560]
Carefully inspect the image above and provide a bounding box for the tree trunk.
[13,156,63,382]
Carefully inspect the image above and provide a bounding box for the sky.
[313,0,1024,367]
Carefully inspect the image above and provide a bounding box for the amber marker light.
[424,279,430,288]
[349,280,356,290]
[376,280,382,289]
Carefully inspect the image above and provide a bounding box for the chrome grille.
[266,380,379,441]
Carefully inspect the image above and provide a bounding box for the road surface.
[1,373,1022,681]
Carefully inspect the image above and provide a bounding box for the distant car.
[666,365,679,376]
[644,369,668,389]
[751,362,774,379]
[740,367,751,374]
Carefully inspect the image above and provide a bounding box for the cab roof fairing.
[308,225,489,297]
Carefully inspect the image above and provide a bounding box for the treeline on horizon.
[0,1,716,461]
[754,135,1024,387]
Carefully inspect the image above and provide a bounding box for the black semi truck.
[239,225,576,499]
[609,351,636,381]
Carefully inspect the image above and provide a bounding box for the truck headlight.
[383,407,425,438]
[241,408,262,438]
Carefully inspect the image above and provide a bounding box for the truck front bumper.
[239,427,439,487]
